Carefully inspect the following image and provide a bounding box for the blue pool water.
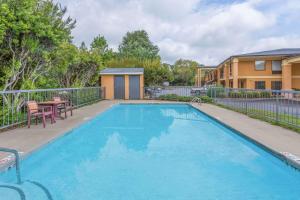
[1,104,300,199]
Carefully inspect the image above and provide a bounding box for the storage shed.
[99,68,144,100]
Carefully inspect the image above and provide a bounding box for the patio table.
[38,100,68,120]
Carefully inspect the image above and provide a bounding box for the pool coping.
[0,101,300,174]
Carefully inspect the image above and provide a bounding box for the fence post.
[2,94,4,127]
[76,89,79,108]
[214,87,217,102]
[26,92,30,124]
[103,87,106,100]
[245,91,248,115]
[98,87,101,100]
[275,91,279,123]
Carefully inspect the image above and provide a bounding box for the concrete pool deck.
[0,100,300,170]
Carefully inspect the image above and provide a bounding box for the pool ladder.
[0,185,26,200]
[191,97,202,105]
[0,147,53,200]
[0,147,21,184]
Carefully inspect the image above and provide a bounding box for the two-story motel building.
[205,49,300,90]
[195,65,216,87]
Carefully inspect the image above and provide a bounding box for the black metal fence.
[0,87,105,130]
[144,86,300,129]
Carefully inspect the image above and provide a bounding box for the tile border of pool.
[1,101,299,174]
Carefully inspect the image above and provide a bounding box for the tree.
[80,42,88,51]
[91,35,114,66]
[91,35,109,54]
[107,57,173,86]
[49,42,103,88]
[118,30,160,60]
[0,0,75,91]
[48,42,79,87]
[144,60,173,86]
[107,30,171,86]
[172,59,199,86]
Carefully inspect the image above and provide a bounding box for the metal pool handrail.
[191,97,202,105]
[0,147,22,184]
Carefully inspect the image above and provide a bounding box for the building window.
[255,61,265,70]
[272,61,282,74]
[271,81,282,90]
[255,81,265,89]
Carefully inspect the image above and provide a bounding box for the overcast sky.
[59,0,300,65]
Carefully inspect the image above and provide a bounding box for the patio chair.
[53,96,73,118]
[27,101,54,128]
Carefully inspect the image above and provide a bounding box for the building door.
[114,75,125,99]
[129,75,140,99]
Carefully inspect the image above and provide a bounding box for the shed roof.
[100,68,144,75]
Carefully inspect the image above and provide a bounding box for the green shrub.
[178,96,193,102]
[217,92,226,98]
[245,91,260,98]
[159,94,178,101]
[158,94,193,102]
[207,88,272,99]
[259,91,271,98]
[226,91,271,98]
[228,91,243,98]
[158,94,213,103]
[200,95,213,103]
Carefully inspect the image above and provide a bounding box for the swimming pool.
[1,104,300,199]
